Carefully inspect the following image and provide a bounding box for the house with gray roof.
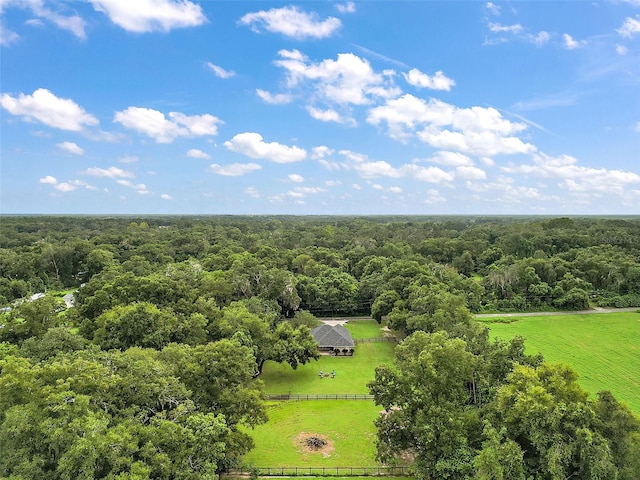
[311,324,355,356]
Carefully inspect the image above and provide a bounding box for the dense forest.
[1,216,639,479]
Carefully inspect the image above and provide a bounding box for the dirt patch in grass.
[293,432,335,457]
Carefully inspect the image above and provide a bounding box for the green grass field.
[242,401,382,468]
[261,320,396,395]
[343,319,387,339]
[486,312,640,414]
[246,320,396,467]
[261,341,396,394]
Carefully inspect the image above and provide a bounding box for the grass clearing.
[247,321,398,468]
[260,341,396,394]
[242,401,382,467]
[342,319,386,339]
[487,312,640,414]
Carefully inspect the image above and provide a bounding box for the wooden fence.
[354,337,397,343]
[265,393,374,401]
[225,466,411,477]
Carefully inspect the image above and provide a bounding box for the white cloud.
[55,182,77,192]
[89,0,206,33]
[485,2,501,16]
[616,44,628,56]
[312,146,340,171]
[352,184,362,190]
[341,149,456,183]
[388,186,403,193]
[25,19,44,27]
[288,186,326,197]
[466,178,545,204]
[634,122,640,132]
[114,107,222,143]
[39,175,57,185]
[187,148,210,159]
[404,165,455,183]
[501,153,640,196]
[418,128,535,157]
[256,89,293,105]
[274,50,400,106]
[306,106,347,123]
[40,176,96,192]
[56,141,84,155]
[83,166,134,178]
[489,23,523,34]
[618,16,640,38]
[530,31,550,46]
[325,180,341,187]
[455,165,487,180]
[372,184,384,190]
[224,132,306,163]
[481,157,496,167]
[426,151,474,167]
[0,23,19,45]
[245,187,260,198]
[403,68,455,91]
[239,5,341,39]
[1,88,98,132]
[368,94,534,156]
[563,33,586,50]
[367,95,454,139]
[335,2,356,14]
[210,162,262,176]
[288,174,304,183]
[206,62,235,79]
[425,189,446,204]
[1,1,86,40]
[311,146,334,160]
[117,179,149,195]
[353,159,404,179]
[161,193,173,200]
[119,155,139,164]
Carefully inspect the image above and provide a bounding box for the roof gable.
[311,324,354,348]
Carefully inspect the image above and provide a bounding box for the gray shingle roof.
[311,324,354,349]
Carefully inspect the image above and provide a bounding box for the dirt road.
[474,307,639,319]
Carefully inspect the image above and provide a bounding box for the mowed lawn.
[487,312,640,414]
[242,401,381,467]
[245,320,396,467]
[260,320,396,395]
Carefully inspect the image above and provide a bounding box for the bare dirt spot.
[293,432,335,457]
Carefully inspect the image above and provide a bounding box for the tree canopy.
[1,215,639,479]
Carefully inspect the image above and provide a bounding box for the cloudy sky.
[1,1,639,215]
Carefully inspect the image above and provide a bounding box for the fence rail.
[354,337,397,343]
[265,393,374,401]
[225,466,411,477]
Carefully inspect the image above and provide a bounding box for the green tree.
[368,331,478,479]
[93,302,177,350]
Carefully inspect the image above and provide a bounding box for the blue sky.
[1,0,639,215]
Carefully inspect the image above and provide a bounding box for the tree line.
[1,215,639,478]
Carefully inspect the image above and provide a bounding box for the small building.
[311,324,355,356]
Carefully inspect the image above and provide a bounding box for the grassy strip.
[242,401,382,468]
[342,319,386,339]
[488,312,640,414]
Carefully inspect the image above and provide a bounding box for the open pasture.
[242,400,382,468]
[486,312,640,414]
